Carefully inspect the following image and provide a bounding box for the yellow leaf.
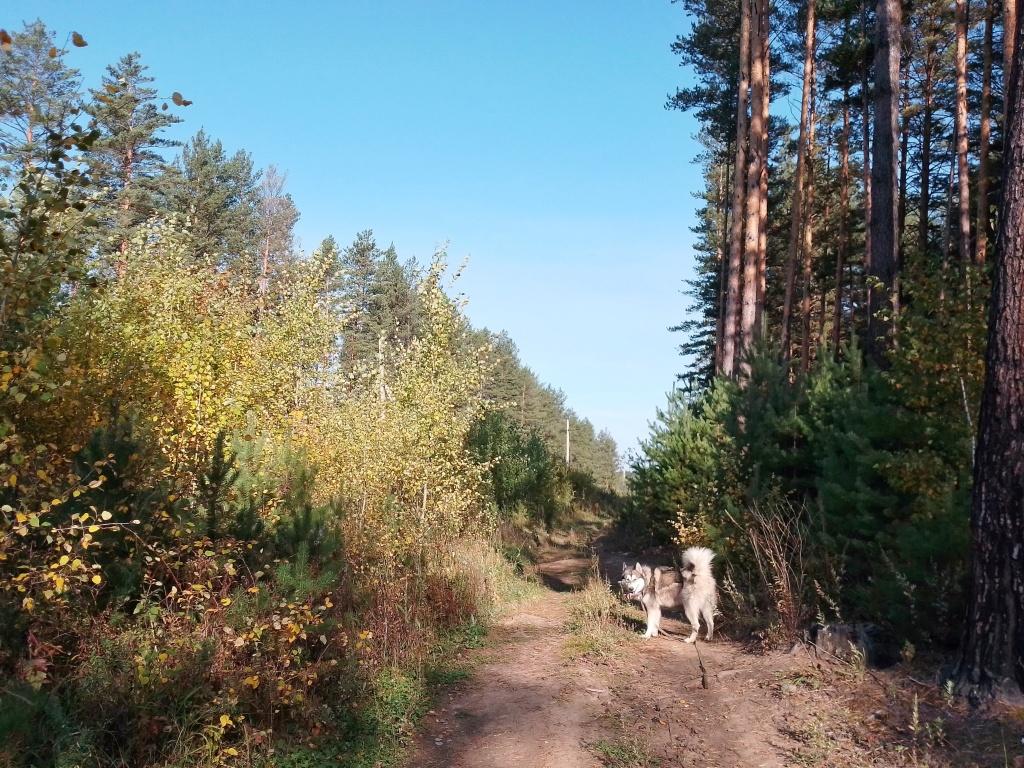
[71,32,87,47]
[91,574,102,585]
[88,525,99,533]
[220,598,232,606]
[100,510,112,521]
[219,714,233,728]
[243,675,260,689]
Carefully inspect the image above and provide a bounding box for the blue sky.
[12,0,704,456]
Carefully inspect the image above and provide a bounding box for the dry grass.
[563,559,633,660]
[774,659,1024,767]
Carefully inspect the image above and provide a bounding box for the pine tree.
[866,0,902,364]
[955,23,1024,700]
[339,230,384,368]
[0,21,81,173]
[782,0,818,362]
[85,52,181,267]
[163,129,260,265]
[371,245,421,350]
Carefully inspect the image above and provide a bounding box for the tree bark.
[756,10,770,340]
[740,0,768,376]
[1006,0,1019,124]
[955,0,973,264]
[861,0,873,325]
[833,95,851,355]
[782,0,816,361]
[721,0,752,378]
[800,72,818,374]
[715,154,731,376]
[818,125,832,354]
[866,0,901,365]
[976,0,994,265]
[955,18,1024,701]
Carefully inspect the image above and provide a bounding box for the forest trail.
[409,540,808,768]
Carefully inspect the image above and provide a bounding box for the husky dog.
[618,547,718,642]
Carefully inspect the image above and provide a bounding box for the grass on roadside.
[564,559,634,660]
[271,540,543,768]
[589,734,662,768]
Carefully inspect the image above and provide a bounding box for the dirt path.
[410,546,808,767]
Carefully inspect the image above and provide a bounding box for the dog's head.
[618,561,650,600]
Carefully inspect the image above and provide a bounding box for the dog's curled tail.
[681,546,716,577]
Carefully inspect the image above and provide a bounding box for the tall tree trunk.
[801,73,818,374]
[818,125,832,353]
[833,95,852,354]
[866,0,901,365]
[860,0,873,328]
[955,20,1024,700]
[1006,0,1019,123]
[715,154,731,376]
[757,13,770,340]
[896,56,909,329]
[976,0,995,265]
[919,44,935,259]
[955,0,973,264]
[782,0,817,361]
[740,0,768,375]
[721,0,752,378]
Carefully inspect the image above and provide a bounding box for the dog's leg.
[701,605,715,641]
[683,602,700,643]
[644,604,661,638]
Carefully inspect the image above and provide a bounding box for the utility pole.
[565,418,570,465]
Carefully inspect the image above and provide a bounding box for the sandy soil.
[409,546,808,768]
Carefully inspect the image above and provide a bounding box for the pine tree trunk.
[1006,0,1019,123]
[955,0,973,264]
[898,60,909,271]
[740,0,768,375]
[976,0,994,265]
[833,95,851,355]
[860,0,873,324]
[919,45,935,259]
[756,9,770,339]
[955,21,1024,700]
[892,57,909,327]
[818,126,832,353]
[722,0,752,378]
[800,74,818,374]
[782,0,816,361]
[715,155,731,376]
[866,0,901,365]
